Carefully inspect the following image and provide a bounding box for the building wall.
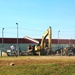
[0,38,75,52]
[0,43,38,52]
[0,43,72,52]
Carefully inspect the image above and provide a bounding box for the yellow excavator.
[35,26,52,55]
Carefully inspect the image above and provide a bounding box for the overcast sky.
[0,0,75,39]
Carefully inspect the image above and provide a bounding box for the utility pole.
[58,30,60,49]
[2,28,4,51]
[16,23,19,56]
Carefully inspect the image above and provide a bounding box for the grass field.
[0,56,75,75]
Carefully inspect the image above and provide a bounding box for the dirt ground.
[0,56,75,66]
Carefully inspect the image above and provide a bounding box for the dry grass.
[0,56,75,66]
[0,56,75,75]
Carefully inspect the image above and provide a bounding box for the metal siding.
[0,38,75,44]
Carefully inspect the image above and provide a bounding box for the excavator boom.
[40,26,52,50]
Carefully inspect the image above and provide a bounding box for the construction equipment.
[26,26,52,55]
[35,26,52,55]
[55,44,75,56]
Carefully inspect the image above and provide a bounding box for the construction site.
[0,26,75,75]
[0,0,75,75]
[0,26,75,56]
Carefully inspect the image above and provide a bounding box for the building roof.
[0,38,75,44]
[0,38,38,44]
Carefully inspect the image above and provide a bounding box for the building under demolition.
[0,37,75,51]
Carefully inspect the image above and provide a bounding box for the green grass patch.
[0,64,75,75]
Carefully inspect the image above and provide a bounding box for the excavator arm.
[40,26,52,50]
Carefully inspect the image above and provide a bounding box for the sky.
[0,0,75,39]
